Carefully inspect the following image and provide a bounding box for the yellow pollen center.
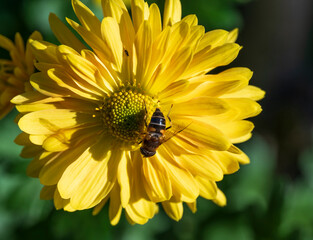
[102,89,155,142]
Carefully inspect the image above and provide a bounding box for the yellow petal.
[49,13,86,52]
[222,85,266,101]
[39,139,94,185]
[186,201,197,213]
[171,97,229,117]
[40,185,56,200]
[101,17,123,70]
[162,201,183,221]
[72,0,102,37]
[125,199,157,225]
[57,137,116,209]
[29,134,47,145]
[125,151,158,223]
[163,0,182,28]
[158,80,189,103]
[148,3,162,40]
[221,120,254,143]
[15,132,32,146]
[142,155,172,202]
[15,33,25,56]
[182,14,198,27]
[197,30,228,53]
[29,40,58,63]
[46,68,104,100]
[206,150,241,174]
[212,188,227,206]
[176,154,223,181]
[92,196,109,215]
[109,183,123,225]
[25,31,43,75]
[158,147,199,202]
[16,102,58,113]
[0,34,15,51]
[179,120,231,151]
[195,176,218,200]
[60,51,108,95]
[20,145,42,158]
[117,151,131,207]
[184,43,241,78]
[101,0,135,58]
[222,98,262,120]
[205,98,262,123]
[54,188,70,210]
[66,18,112,62]
[135,20,152,85]
[131,0,149,33]
[18,109,96,135]
[227,28,239,43]
[102,0,127,18]
[192,67,253,84]
[150,46,192,94]
[69,143,121,210]
[27,152,57,178]
[82,50,118,91]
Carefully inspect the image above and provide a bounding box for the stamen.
[102,88,156,142]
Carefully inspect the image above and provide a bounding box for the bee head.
[151,135,159,142]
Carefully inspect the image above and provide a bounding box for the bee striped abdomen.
[140,108,167,157]
[148,108,166,131]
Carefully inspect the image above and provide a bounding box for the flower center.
[102,88,156,142]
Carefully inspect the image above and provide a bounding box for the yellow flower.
[93,0,131,8]
[12,0,264,225]
[0,32,42,119]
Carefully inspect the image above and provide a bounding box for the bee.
[140,105,190,157]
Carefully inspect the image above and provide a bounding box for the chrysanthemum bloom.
[12,0,264,224]
[0,32,42,119]
[94,0,131,8]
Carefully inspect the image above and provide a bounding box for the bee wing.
[163,120,192,143]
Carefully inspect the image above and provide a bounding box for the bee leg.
[166,104,173,130]
[143,101,148,127]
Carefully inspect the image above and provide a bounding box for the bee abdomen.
[149,108,166,130]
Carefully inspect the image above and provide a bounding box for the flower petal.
[18,109,97,135]
[49,13,86,52]
[212,188,227,206]
[196,176,218,200]
[162,201,183,221]
[72,0,102,37]
[171,97,229,117]
[179,120,231,151]
[176,154,223,181]
[222,85,266,101]
[131,0,149,33]
[142,155,172,202]
[158,147,199,202]
[101,17,123,70]
[117,151,131,207]
[184,43,241,78]
[40,185,56,200]
[163,0,182,27]
[109,183,123,225]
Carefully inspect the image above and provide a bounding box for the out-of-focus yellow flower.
[0,32,42,119]
[13,0,264,224]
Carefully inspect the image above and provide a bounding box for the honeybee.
[140,106,190,157]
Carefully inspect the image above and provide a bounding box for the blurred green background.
[1,0,313,239]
